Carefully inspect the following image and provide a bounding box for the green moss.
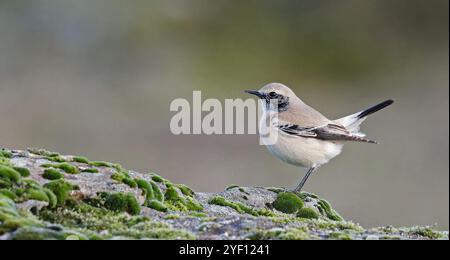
[13,167,30,177]
[122,178,137,188]
[297,192,319,200]
[42,168,63,180]
[164,186,203,212]
[0,197,18,224]
[73,156,90,164]
[14,179,51,203]
[132,228,195,240]
[0,165,22,184]
[165,186,181,201]
[151,175,164,183]
[406,226,444,239]
[12,149,446,240]
[164,187,186,211]
[46,156,66,163]
[89,161,111,167]
[296,207,320,219]
[272,192,304,214]
[56,163,78,174]
[42,163,78,174]
[0,194,46,235]
[25,189,49,203]
[147,199,168,212]
[248,227,312,240]
[23,179,41,189]
[103,192,141,215]
[185,196,204,211]
[208,196,270,216]
[81,168,99,173]
[43,188,57,208]
[37,201,196,239]
[0,158,10,167]
[189,212,207,218]
[0,180,11,189]
[312,219,363,232]
[43,180,73,206]
[329,231,353,240]
[164,214,180,220]
[150,181,164,202]
[0,219,43,235]
[7,227,86,240]
[279,229,312,240]
[27,149,65,162]
[0,194,16,210]
[27,148,59,157]
[136,179,154,200]
[176,184,194,197]
[0,150,12,158]
[0,189,17,200]
[258,208,277,217]
[111,171,137,188]
[317,199,343,221]
[110,172,123,182]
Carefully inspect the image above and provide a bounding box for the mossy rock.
[272,192,304,214]
[111,171,137,188]
[317,199,343,221]
[42,169,63,180]
[89,161,112,167]
[176,184,194,197]
[43,180,73,206]
[0,148,446,240]
[151,175,164,183]
[150,181,164,202]
[102,192,141,215]
[72,156,90,164]
[0,166,22,184]
[208,196,265,216]
[13,167,30,178]
[0,189,17,200]
[81,168,99,173]
[0,150,12,158]
[136,179,154,200]
[165,186,203,212]
[42,163,78,174]
[297,207,320,219]
[148,199,168,212]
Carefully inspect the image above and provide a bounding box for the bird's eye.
[268,92,277,98]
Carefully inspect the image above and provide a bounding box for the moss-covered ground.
[0,148,447,240]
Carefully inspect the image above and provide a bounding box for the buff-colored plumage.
[247,82,393,192]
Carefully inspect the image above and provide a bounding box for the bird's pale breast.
[261,122,344,168]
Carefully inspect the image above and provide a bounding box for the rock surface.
[0,148,447,240]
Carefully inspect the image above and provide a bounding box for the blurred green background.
[0,0,448,229]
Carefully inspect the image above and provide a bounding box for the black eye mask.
[265,93,290,112]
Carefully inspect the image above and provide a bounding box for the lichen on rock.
[0,148,447,240]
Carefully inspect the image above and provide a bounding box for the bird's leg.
[292,167,318,193]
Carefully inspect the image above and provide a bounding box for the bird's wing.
[277,100,332,127]
[276,121,378,144]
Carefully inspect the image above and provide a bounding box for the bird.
[245,82,394,193]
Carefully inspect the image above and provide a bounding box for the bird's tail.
[334,99,394,137]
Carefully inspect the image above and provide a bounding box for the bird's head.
[245,82,295,112]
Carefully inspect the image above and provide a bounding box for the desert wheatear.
[246,83,393,192]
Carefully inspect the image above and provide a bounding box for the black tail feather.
[357,99,394,119]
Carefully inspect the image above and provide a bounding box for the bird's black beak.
[245,90,265,99]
